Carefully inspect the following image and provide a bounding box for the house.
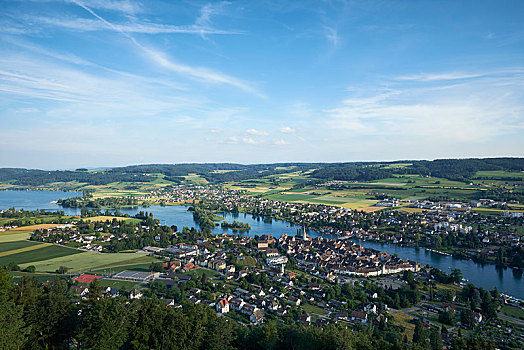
[351,311,368,323]
[250,310,265,324]
[164,299,175,307]
[473,312,483,324]
[216,298,230,313]
[364,303,377,314]
[288,296,301,306]
[229,298,245,311]
[163,261,181,272]
[183,262,197,272]
[70,285,89,297]
[130,289,143,299]
[298,314,311,324]
[241,303,259,316]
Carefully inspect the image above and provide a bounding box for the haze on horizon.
[1,0,523,169]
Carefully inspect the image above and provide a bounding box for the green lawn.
[19,251,157,273]
[90,262,153,274]
[0,245,82,267]
[302,302,329,316]
[501,305,524,320]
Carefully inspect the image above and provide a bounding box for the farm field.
[0,232,31,243]
[7,223,64,233]
[83,216,139,223]
[0,245,82,266]
[0,241,49,257]
[19,251,157,273]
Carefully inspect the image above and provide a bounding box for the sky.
[1,0,523,169]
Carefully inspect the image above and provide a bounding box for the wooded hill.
[0,158,523,186]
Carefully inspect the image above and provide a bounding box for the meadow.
[18,251,157,273]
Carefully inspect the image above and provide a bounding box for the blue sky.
[1,0,523,169]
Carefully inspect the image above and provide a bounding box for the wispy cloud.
[30,15,243,35]
[396,72,484,82]
[68,0,262,96]
[326,70,524,142]
[325,26,339,47]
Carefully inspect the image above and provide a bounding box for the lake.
[1,190,523,299]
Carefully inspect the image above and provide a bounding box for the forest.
[0,270,495,350]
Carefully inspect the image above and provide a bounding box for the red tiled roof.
[73,274,102,284]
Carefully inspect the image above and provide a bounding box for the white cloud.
[280,126,296,134]
[242,137,260,144]
[218,137,238,144]
[209,128,221,134]
[246,128,268,136]
[274,139,289,145]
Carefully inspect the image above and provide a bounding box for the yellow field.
[0,243,51,257]
[391,312,415,340]
[83,216,132,222]
[8,224,63,233]
[358,206,387,213]
[473,208,524,213]
[396,207,427,213]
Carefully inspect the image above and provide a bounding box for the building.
[111,270,159,282]
[216,298,230,313]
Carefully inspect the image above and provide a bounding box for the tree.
[430,327,443,350]
[413,320,426,345]
[56,266,68,274]
[0,270,27,348]
[460,308,474,329]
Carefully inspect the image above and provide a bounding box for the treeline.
[57,196,139,208]
[2,158,523,186]
[0,271,495,350]
[221,220,251,231]
[0,168,153,186]
[311,158,524,182]
[311,165,393,182]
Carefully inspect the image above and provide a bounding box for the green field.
[0,245,82,267]
[501,305,524,320]
[0,232,31,243]
[0,240,42,252]
[19,251,158,273]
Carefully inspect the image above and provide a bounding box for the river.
[0,190,522,298]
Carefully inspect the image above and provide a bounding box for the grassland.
[391,312,415,340]
[19,251,157,273]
